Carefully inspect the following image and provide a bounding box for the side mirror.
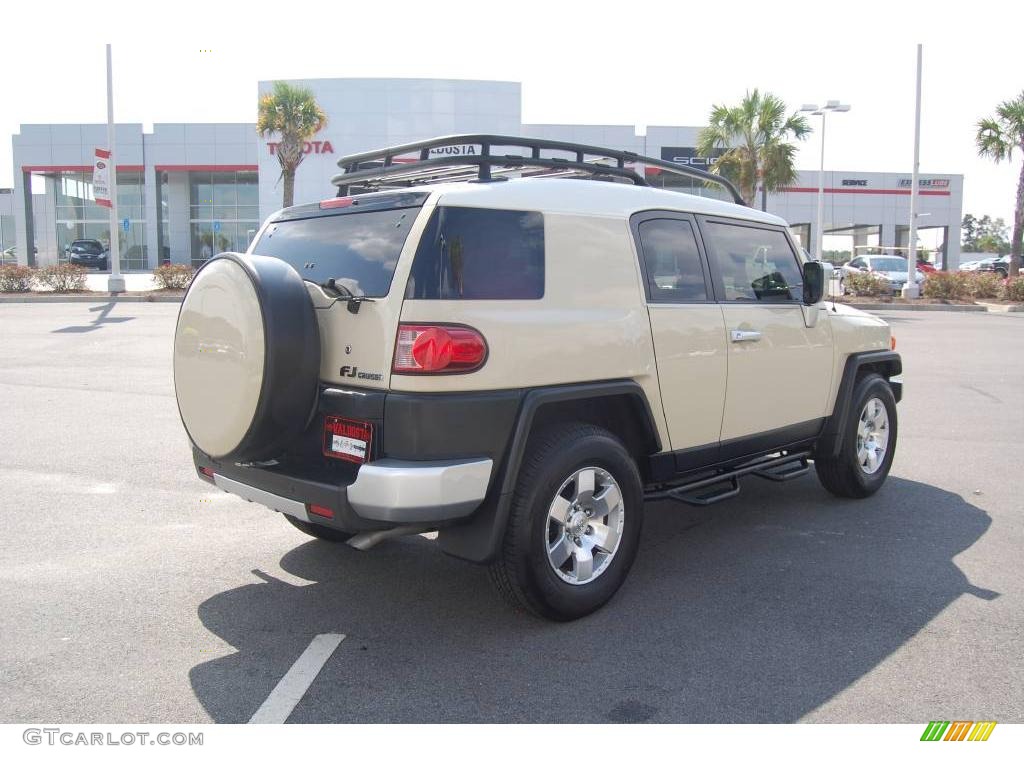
[802,260,825,304]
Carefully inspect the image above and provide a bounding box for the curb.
[975,302,1024,313]
[0,294,183,304]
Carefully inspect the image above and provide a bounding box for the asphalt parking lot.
[1,302,1021,723]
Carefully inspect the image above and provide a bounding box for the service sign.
[93,148,112,208]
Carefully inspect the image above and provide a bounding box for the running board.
[645,451,811,507]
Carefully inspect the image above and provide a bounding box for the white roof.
[424,177,787,226]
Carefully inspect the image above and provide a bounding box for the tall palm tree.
[976,91,1024,277]
[696,90,810,208]
[257,82,327,208]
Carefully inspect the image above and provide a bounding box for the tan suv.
[173,135,902,621]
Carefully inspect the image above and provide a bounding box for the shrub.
[844,271,892,297]
[34,263,88,292]
[964,271,1003,299]
[0,264,35,293]
[153,263,195,290]
[922,271,970,300]
[1004,276,1024,303]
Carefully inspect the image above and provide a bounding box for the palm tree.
[976,91,1024,277]
[696,90,810,208]
[257,82,327,209]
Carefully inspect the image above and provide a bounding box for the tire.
[173,253,320,463]
[283,514,355,543]
[489,423,644,621]
[996,269,1008,279]
[815,373,898,498]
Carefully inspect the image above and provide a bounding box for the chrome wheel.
[857,397,890,475]
[546,466,625,585]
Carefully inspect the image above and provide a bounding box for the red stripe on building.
[154,164,258,172]
[780,186,950,197]
[22,165,145,173]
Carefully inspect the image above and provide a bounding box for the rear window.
[406,207,544,300]
[253,207,418,297]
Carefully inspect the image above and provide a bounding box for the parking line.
[249,633,346,724]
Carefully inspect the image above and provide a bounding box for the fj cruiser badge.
[340,365,383,381]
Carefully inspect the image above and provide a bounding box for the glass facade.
[1,209,15,264]
[188,171,259,267]
[54,171,148,270]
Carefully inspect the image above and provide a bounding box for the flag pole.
[106,43,125,292]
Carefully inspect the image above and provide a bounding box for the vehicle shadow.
[189,475,994,723]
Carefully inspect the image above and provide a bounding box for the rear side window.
[636,219,708,302]
[254,207,418,297]
[406,207,544,300]
[702,221,802,302]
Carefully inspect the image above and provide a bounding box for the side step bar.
[645,452,811,507]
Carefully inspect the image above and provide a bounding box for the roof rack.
[330,134,746,206]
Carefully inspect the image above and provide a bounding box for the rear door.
[697,216,833,450]
[631,212,727,465]
[249,193,429,389]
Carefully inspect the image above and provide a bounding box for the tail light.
[393,324,487,374]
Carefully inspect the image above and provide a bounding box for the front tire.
[815,373,898,498]
[283,514,355,543]
[489,423,644,621]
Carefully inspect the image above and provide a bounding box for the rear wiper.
[318,278,375,315]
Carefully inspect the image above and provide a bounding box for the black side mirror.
[802,260,825,304]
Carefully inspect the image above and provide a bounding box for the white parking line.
[248,633,346,724]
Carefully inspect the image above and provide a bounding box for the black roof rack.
[330,134,746,206]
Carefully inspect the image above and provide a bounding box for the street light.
[800,101,851,260]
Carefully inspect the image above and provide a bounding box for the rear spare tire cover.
[173,253,320,462]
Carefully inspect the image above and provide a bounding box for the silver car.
[841,255,924,294]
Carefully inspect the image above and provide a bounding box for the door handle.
[730,329,762,343]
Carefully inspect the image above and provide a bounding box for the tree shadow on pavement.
[189,475,995,723]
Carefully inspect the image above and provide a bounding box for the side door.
[697,216,833,452]
[631,212,728,468]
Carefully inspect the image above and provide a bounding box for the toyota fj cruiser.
[173,135,902,620]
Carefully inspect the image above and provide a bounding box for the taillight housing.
[393,324,487,374]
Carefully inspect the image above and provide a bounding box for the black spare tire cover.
[173,252,320,462]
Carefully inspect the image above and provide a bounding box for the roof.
[424,177,787,225]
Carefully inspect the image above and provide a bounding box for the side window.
[406,207,544,300]
[636,219,708,302]
[849,257,865,269]
[703,221,803,302]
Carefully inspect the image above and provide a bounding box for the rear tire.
[815,373,897,498]
[283,514,355,543]
[489,423,644,621]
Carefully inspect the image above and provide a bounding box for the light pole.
[799,101,851,260]
[105,44,125,293]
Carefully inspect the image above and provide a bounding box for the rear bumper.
[201,453,492,529]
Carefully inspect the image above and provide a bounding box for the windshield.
[253,207,419,297]
[870,257,909,272]
[72,242,103,255]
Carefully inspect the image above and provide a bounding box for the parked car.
[840,254,924,294]
[172,134,901,620]
[916,259,938,274]
[959,257,996,272]
[979,255,1012,279]
[66,239,109,270]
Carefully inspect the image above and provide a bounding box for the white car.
[841,255,924,294]
[959,257,996,273]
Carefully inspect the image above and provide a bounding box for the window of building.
[702,221,802,302]
[636,218,708,302]
[54,170,147,270]
[188,170,259,267]
[406,207,544,300]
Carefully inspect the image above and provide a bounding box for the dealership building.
[4,77,963,270]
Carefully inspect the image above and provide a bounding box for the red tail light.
[393,324,487,374]
[199,466,215,480]
[319,197,355,209]
[307,504,334,519]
